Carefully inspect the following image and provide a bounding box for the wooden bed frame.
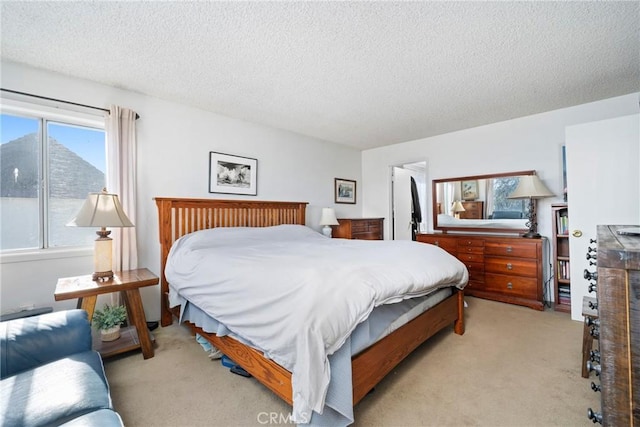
[155,197,465,407]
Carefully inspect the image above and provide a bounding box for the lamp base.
[92,270,114,281]
[521,231,542,239]
[322,225,332,237]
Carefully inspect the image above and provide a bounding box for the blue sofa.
[0,309,123,426]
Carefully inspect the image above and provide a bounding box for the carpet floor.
[104,297,599,426]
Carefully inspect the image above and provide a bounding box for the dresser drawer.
[333,218,383,240]
[457,238,485,248]
[417,235,457,254]
[485,241,537,258]
[352,232,380,240]
[457,252,484,263]
[461,261,484,279]
[485,257,537,277]
[484,273,538,300]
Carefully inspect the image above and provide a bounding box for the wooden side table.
[54,268,159,359]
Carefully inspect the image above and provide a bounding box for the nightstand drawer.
[333,218,383,240]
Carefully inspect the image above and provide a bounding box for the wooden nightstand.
[54,268,159,359]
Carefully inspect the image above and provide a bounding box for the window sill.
[0,247,93,264]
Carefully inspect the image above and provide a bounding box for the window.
[492,177,526,213]
[1,103,106,251]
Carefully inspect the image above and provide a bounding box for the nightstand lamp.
[451,201,466,219]
[319,208,339,237]
[67,189,134,281]
[508,174,554,238]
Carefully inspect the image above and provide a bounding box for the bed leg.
[454,290,465,335]
[161,290,174,327]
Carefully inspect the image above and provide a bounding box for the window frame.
[0,97,107,261]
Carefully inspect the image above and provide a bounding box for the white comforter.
[165,224,468,423]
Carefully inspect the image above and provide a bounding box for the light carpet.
[104,297,600,426]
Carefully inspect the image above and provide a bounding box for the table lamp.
[319,208,339,237]
[67,189,134,281]
[507,174,554,238]
[451,201,466,219]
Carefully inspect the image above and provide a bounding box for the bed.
[156,198,467,425]
[437,213,528,229]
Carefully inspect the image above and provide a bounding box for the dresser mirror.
[433,170,535,233]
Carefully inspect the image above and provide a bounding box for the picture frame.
[335,178,356,204]
[461,180,478,201]
[209,152,257,196]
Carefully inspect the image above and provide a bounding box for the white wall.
[0,61,362,319]
[361,92,640,301]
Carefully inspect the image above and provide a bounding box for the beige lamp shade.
[67,191,134,228]
[67,189,134,281]
[508,175,554,199]
[507,174,554,239]
[451,201,466,213]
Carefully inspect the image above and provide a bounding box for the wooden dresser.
[588,225,639,425]
[332,218,383,240]
[459,201,484,219]
[417,233,544,310]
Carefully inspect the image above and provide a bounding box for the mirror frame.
[432,170,535,234]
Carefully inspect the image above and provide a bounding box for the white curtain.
[485,179,495,218]
[106,106,138,280]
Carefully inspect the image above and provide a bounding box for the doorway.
[391,161,427,240]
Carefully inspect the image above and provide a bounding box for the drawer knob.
[588,283,597,293]
[506,282,513,289]
[584,269,598,281]
[586,317,600,328]
[506,246,513,253]
[586,361,601,376]
[434,241,440,246]
[590,382,601,393]
[506,263,513,270]
[587,408,602,424]
[589,350,600,363]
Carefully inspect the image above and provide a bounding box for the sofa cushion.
[60,409,124,426]
[1,309,92,378]
[0,350,113,427]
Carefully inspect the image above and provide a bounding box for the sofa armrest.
[0,309,92,378]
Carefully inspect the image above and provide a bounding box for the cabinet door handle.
[506,263,513,270]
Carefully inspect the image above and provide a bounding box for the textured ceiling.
[1,1,638,150]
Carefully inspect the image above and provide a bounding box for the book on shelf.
[556,212,569,235]
[557,260,571,280]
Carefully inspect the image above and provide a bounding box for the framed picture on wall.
[461,180,478,200]
[209,152,258,195]
[335,178,356,204]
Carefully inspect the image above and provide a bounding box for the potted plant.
[92,304,127,342]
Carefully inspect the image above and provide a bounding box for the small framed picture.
[461,180,478,201]
[335,178,356,204]
[209,152,257,196]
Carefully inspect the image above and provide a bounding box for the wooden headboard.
[154,198,308,326]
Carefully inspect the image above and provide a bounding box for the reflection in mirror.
[433,170,535,233]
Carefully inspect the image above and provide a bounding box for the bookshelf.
[552,203,571,313]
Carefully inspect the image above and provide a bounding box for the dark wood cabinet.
[332,218,383,240]
[593,225,639,425]
[417,233,543,310]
